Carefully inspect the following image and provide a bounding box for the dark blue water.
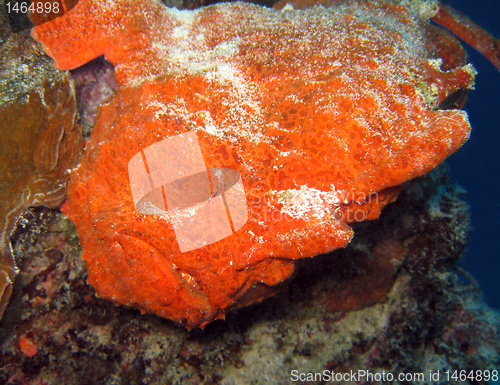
[443,0,500,310]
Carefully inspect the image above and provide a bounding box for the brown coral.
[0,9,83,319]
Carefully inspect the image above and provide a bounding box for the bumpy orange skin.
[32,0,475,328]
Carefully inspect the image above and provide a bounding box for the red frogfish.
[30,0,487,328]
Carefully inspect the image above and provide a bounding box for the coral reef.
[29,0,479,328]
[0,5,83,321]
[1,2,499,382]
[0,166,498,384]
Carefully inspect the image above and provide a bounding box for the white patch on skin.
[271,185,342,220]
[203,123,223,138]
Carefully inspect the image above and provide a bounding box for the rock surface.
[0,167,498,384]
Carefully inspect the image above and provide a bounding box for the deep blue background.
[441,0,500,310]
